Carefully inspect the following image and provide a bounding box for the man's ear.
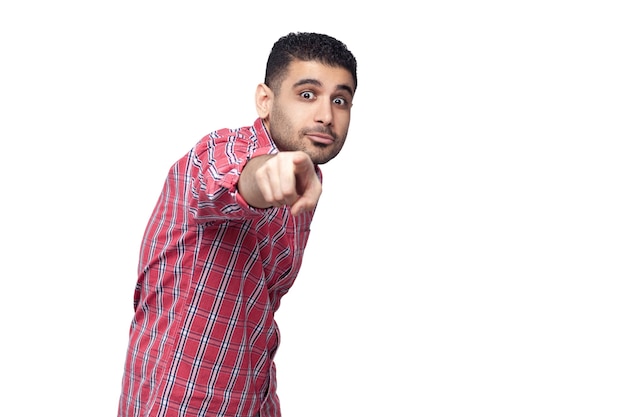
[255,83,273,118]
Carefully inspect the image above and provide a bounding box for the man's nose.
[314,99,333,125]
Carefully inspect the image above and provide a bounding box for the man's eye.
[333,97,347,105]
[300,91,315,99]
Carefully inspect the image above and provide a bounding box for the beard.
[268,103,346,165]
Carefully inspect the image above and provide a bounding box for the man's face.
[261,60,355,165]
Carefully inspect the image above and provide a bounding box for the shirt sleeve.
[187,127,275,223]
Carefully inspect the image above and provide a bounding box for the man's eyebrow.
[293,78,322,89]
[336,84,354,98]
[293,78,354,98]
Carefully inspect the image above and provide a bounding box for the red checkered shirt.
[118,118,317,417]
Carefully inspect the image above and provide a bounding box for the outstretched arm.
[238,151,322,216]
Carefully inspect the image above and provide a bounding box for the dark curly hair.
[264,32,358,94]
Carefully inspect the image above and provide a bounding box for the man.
[118,32,358,417]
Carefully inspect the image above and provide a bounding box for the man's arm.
[238,151,322,216]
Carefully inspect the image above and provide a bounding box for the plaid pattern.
[118,118,316,417]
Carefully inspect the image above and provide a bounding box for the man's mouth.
[305,132,335,145]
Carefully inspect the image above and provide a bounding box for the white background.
[1,1,625,416]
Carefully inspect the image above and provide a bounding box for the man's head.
[256,32,358,165]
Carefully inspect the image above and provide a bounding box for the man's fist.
[238,151,322,215]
